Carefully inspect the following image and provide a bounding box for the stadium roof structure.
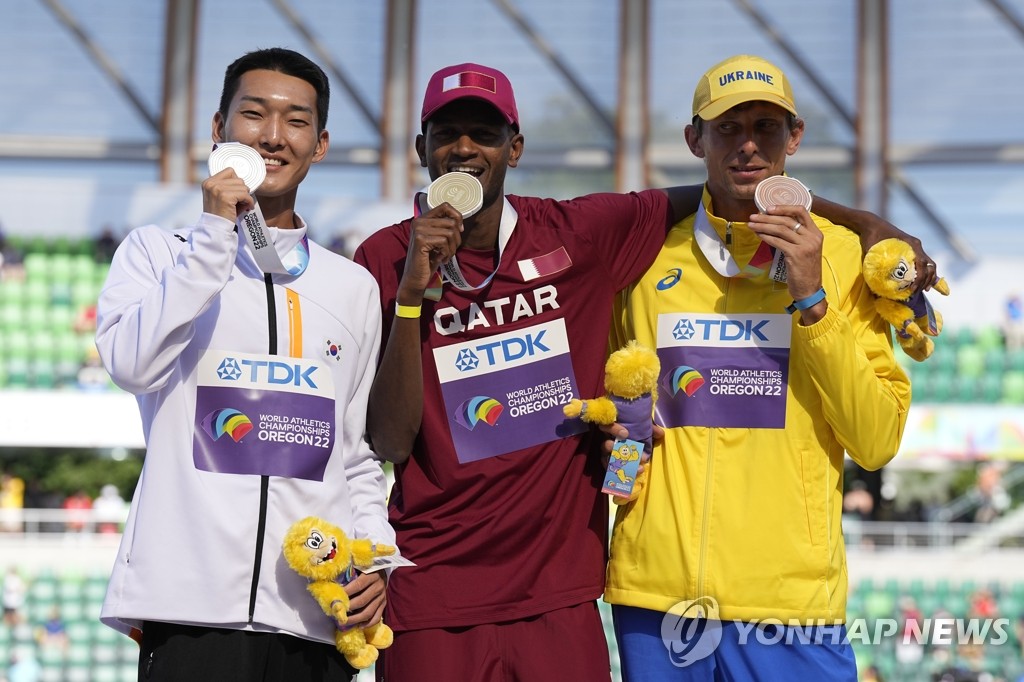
[2,0,1024,262]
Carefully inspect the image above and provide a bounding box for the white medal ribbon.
[694,205,743,278]
[209,142,290,275]
[694,204,786,282]
[414,189,518,292]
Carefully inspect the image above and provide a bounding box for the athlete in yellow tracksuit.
[606,54,912,681]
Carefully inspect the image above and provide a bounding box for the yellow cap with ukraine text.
[692,54,797,121]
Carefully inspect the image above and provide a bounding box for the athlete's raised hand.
[201,168,254,224]
[398,203,463,302]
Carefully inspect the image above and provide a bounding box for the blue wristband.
[785,287,826,314]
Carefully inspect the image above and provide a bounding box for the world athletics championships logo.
[454,396,504,431]
[661,596,723,668]
[664,365,706,397]
[201,408,253,443]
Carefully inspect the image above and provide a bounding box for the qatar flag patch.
[517,247,572,281]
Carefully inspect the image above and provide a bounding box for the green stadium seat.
[92,663,121,682]
[3,329,31,360]
[93,641,121,665]
[957,343,985,378]
[4,234,28,255]
[24,279,50,306]
[27,236,53,253]
[979,372,1002,403]
[952,376,979,403]
[71,280,99,307]
[71,254,95,283]
[83,575,108,603]
[65,621,92,646]
[120,660,140,682]
[51,235,73,255]
[64,662,92,682]
[1006,349,1024,372]
[28,597,58,624]
[30,357,56,388]
[29,332,56,362]
[1,300,25,330]
[864,591,896,621]
[950,326,975,347]
[975,325,1004,351]
[5,357,30,387]
[1002,372,1024,403]
[925,371,955,403]
[49,303,75,332]
[37,643,65,667]
[39,664,64,682]
[49,253,74,286]
[22,252,50,281]
[984,347,1006,373]
[0,278,27,305]
[927,344,957,375]
[95,263,111,287]
[24,303,49,332]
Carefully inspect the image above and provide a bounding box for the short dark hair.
[219,48,330,132]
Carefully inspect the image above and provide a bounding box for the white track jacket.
[95,213,393,645]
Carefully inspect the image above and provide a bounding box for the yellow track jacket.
[604,197,911,624]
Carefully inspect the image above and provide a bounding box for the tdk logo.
[455,349,479,372]
[217,358,242,380]
[219,357,319,388]
[457,331,551,371]
[675,318,771,342]
[673,320,696,341]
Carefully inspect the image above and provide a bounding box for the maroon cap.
[421,63,519,130]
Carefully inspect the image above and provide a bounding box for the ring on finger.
[792,222,802,233]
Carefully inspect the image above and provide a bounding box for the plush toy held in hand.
[862,237,950,362]
[563,340,660,503]
[282,516,396,669]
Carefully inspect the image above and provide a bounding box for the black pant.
[138,621,356,682]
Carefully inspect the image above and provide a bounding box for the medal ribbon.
[412,192,518,294]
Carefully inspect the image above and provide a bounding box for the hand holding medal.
[750,176,815,284]
[415,172,503,294]
[208,142,291,275]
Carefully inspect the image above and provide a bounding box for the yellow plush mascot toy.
[282,516,395,669]
[564,340,660,503]
[862,238,950,362]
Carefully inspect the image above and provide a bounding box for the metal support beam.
[39,0,159,132]
[161,0,199,185]
[616,0,649,192]
[270,0,381,134]
[490,0,616,137]
[732,0,854,128]
[856,0,888,216]
[382,0,416,201]
[981,0,1024,41]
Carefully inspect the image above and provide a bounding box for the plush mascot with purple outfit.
[563,340,660,502]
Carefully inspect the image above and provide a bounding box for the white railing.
[1,507,129,537]
[842,518,1024,550]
